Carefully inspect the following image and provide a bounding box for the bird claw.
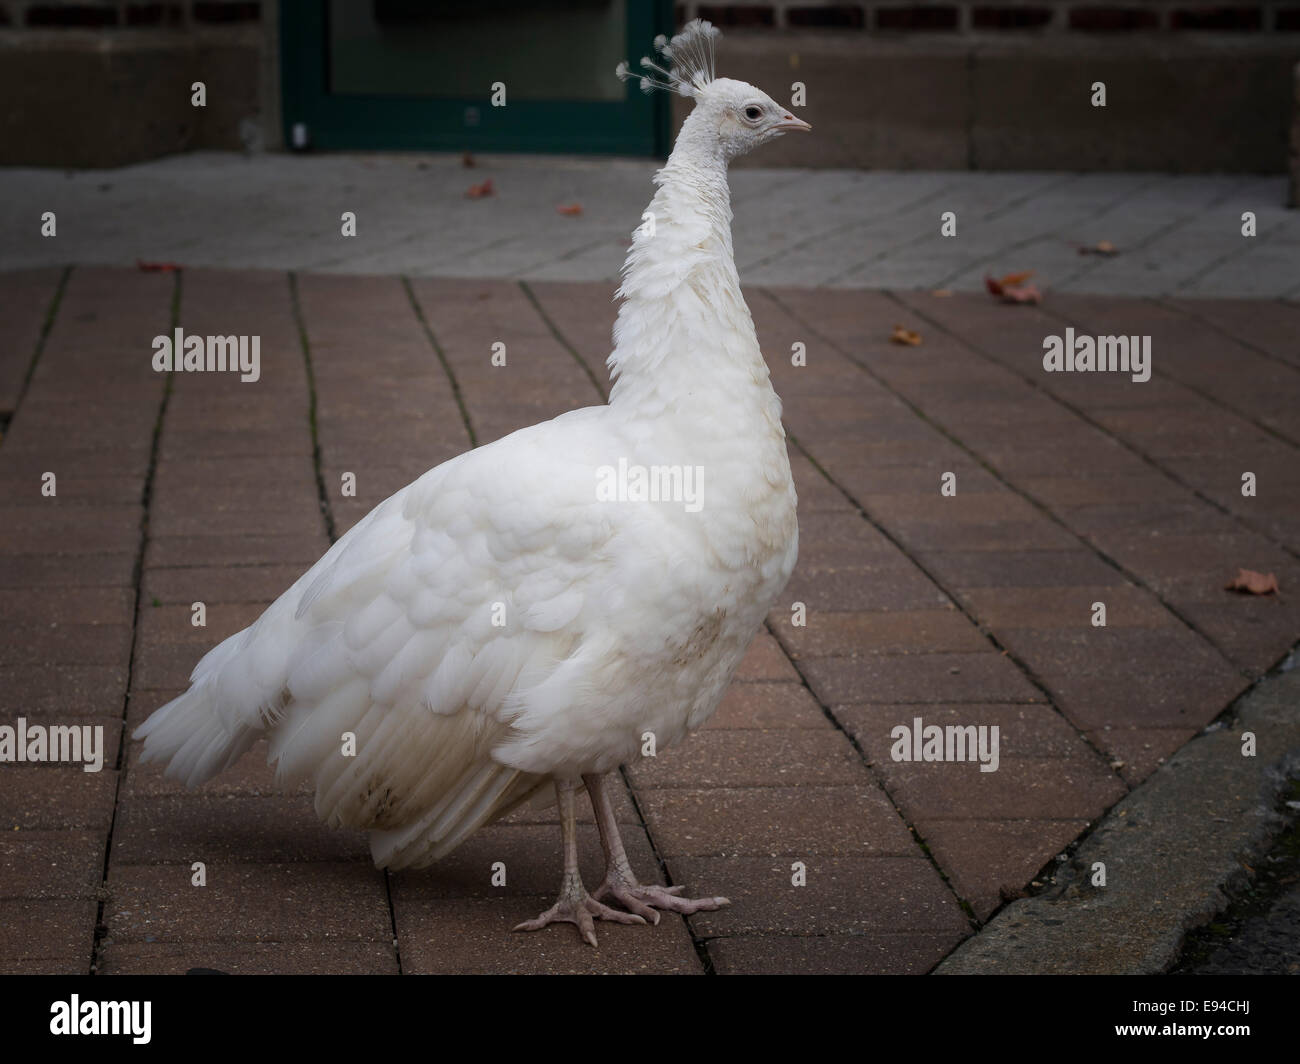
[513,892,646,947]
[593,876,730,922]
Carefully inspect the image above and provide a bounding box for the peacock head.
[617,20,811,162]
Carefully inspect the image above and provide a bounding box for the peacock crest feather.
[615,18,720,98]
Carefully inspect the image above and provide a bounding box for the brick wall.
[0,0,270,165]
[678,0,1300,32]
[2,0,1297,175]
[0,0,260,27]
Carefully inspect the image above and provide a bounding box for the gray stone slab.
[937,661,1300,975]
[0,152,1295,295]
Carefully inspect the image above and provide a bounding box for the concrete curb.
[937,656,1300,975]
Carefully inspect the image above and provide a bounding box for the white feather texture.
[135,20,799,872]
[616,18,719,97]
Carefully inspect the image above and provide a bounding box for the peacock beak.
[773,114,812,133]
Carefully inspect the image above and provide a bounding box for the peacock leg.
[585,771,729,921]
[512,777,645,947]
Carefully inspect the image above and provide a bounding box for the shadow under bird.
[136,19,810,947]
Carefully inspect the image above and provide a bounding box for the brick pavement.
[0,267,1295,973]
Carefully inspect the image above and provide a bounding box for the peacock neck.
[606,112,772,425]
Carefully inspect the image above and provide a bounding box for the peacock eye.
[744,106,762,121]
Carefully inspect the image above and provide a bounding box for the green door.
[280,0,672,156]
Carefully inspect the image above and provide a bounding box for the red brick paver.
[1,267,1295,974]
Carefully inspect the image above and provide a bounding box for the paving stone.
[959,584,1175,631]
[130,641,206,692]
[918,549,1128,590]
[0,829,104,899]
[1,622,132,666]
[801,651,1043,705]
[135,603,264,648]
[497,775,640,827]
[787,453,855,513]
[674,855,968,936]
[1064,498,1243,538]
[708,930,967,975]
[144,533,331,569]
[792,511,896,567]
[875,755,1125,823]
[995,627,1247,731]
[822,460,1003,500]
[1085,725,1198,785]
[0,505,141,555]
[914,818,1091,920]
[704,682,831,730]
[0,716,119,772]
[0,445,151,482]
[627,730,864,789]
[783,561,953,613]
[638,786,918,859]
[98,940,399,975]
[158,427,315,462]
[0,663,128,715]
[394,894,702,974]
[0,268,62,414]
[0,587,134,627]
[123,687,187,731]
[1018,473,1187,509]
[0,552,136,590]
[835,702,1096,762]
[770,606,987,658]
[1173,596,1299,676]
[0,898,96,970]
[0,475,144,509]
[110,794,370,864]
[1099,530,1297,602]
[734,629,800,682]
[392,823,659,899]
[0,767,118,831]
[863,492,1079,553]
[147,506,323,540]
[105,862,393,943]
[139,564,303,606]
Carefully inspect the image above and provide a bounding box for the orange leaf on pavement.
[986,271,1040,305]
[465,178,495,199]
[1225,568,1280,595]
[1000,283,1041,304]
[890,324,922,346]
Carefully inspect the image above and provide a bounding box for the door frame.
[280,0,673,156]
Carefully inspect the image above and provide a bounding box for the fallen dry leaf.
[931,288,953,298]
[1225,568,1280,595]
[1000,283,1041,304]
[555,203,584,217]
[997,270,1034,289]
[137,260,181,272]
[985,271,1041,305]
[1077,240,1119,257]
[465,178,495,199]
[462,151,476,168]
[890,324,922,346]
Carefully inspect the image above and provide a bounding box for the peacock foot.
[593,870,729,924]
[513,886,646,948]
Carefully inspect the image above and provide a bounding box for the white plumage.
[136,19,809,944]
